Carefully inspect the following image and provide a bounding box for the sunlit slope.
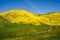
[37,12,60,25]
[0,10,40,25]
[0,10,60,25]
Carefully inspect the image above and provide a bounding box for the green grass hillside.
[0,23,60,40]
[0,10,60,40]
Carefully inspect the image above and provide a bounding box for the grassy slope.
[0,23,60,40]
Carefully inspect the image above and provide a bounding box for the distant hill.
[36,12,60,25]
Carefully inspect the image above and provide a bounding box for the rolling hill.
[1,10,60,25]
[0,10,60,40]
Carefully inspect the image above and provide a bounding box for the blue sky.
[0,0,60,14]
